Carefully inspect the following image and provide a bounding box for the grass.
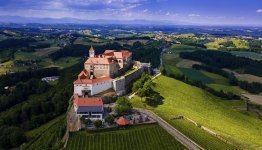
[66,124,185,150]
[168,44,202,53]
[14,51,38,61]
[180,68,214,84]
[117,39,149,45]
[22,115,66,150]
[131,75,262,149]
[205,38,249,50]
[33,46,60,57]
[163,54,243,95]
[230,51,262,60]
[26,115,65,138]
[54,57,81,68]
[169,119,237,150]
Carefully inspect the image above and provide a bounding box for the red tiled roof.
[85,50,132,64]
[78,69,89,79]
[74,77,112,84]
[114,50,132,59]
[116,117,130,126]
[104,50,116,54]
[85,57,113,64]
[74,97,103,107]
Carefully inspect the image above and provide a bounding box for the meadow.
[66,124,185,150]
[205,38,249,50]
[131,76,262,149]
[163,54,243,95]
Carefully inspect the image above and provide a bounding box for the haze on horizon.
[0,0,262,26]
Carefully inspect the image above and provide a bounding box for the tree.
[105,115,115,125]
[93,120,102,128]
[160,65,166,75]
[114,97,132,116]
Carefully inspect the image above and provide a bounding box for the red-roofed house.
[74,96,104,120]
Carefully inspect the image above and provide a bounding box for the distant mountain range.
[0,16,185,25]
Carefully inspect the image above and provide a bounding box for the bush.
[114,97,132,116]
[93,120,102,128]
[105,115,115,125]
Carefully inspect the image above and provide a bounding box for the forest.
[180,50,262,77]
[0,63,82,149]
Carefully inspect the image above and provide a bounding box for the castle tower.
[89,46,95,58]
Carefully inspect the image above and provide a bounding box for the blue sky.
[0,0,262,25]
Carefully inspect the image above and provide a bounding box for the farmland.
[131,76,262,149]
[66,124,185,150]
[163,54,243,95]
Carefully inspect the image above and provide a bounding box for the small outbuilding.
[116,116,130,126]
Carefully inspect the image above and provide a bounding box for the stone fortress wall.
[113,62,151,95]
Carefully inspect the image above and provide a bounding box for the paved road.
[134,108,204,150]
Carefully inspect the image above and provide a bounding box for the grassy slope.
[66,124,185,150]
[164,54,243,95]
[22,115,66,150]
[131,75,262,149]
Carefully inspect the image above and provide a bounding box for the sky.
[0,0,262,26]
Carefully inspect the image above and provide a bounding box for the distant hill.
[0,16,183,25]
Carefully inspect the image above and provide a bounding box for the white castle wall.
[74,79,113,96]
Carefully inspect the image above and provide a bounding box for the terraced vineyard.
[66,125,185,150]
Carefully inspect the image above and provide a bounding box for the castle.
[73,46,135,120]
[74,46,133,97]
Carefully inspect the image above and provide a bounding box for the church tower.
[89,46,95,58]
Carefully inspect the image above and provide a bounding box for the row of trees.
[133,73,163,107]
[193,64,262,94]
[180,50,262,77]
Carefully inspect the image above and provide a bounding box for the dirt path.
[243,94,262,105]
[134,108,204,150]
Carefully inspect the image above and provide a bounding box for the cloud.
[188,14,200,17]
[257,9,262,13]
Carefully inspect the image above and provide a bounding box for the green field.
[168,44,202,53]
[230,51,262,60]
[131,76,262,149]
[169,119,237,150]
[163,54,243,95]
[205,38,249,50]
[66,125,185,150]
[22,115,66,150]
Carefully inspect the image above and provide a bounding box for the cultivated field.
[131,76,262,149]
[66,125,185,150]
[164,54,243,95]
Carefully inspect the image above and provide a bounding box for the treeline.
[193,64,262,94]
[49,43,124,60]
[160,66,240,100]
[131,41,163,68]
[238,81,262,94]
[115,36,150,41]
[0,63,82,149]
[192,64,238,85]
[0,67,58,92]
[0,79,50,112]
[0,38,50,53]
[50,40,163,68]
[180,50,262,77]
